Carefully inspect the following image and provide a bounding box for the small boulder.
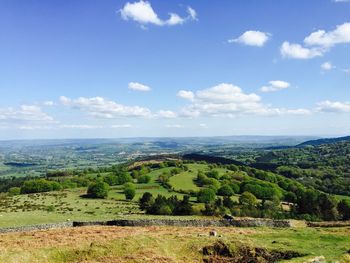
[209,231,217,237]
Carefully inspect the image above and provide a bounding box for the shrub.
[87,181,109,199]
[124,183,136,200]
[21,179,62,194]
[142,194,193,215]
[239,192,257,207]
[139,192,154,210]
[117,172,133,185]
[138,175,151,184]
[103,174,119,186]
[218,185,234,197]
[8,187,21,196]
[197,188,216,203]
[338,200,350,220]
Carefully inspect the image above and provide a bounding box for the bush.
[338,199,350,220]
[239,192,257,207]
[103,174,119,186]
[87,181,109,199]
[117,172,133,185]
[21,179,62,194]
[197,188,216,203]
[138,175,151,184]
[218,185,234,196]
[124,183,136,200]
[8,187,21,196]
[139,192,154,210]
[142,194,193,215]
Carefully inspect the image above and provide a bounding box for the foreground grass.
[0,226,349,263]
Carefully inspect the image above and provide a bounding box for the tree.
[103,174,118,186]
[124,183,136,200]
[139,192,154,210]
[338,200,350,220]
[173,195,193,215]
[206,170,220,179]
[21,179,62,194]
[87,181,109,199]
[138,175,151,184]
[117,172,133,185]
[239,192,257,207]
[197,188,216,203]
[218,185,234,197]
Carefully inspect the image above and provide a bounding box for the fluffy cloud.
[304,22,350,48]
[165,124,184,128]
[261,80,290,92]
[60,96,152,118]
[0,105,54,122]
[321,62,334,71]
[317,101,350,112]
[111,124,132,128]
[120,1,197,27]
[178,83,310,118]
[43,101,55,106]
[157,110,177,118]
[229,30,270,47]
[60,124,103,129]
[177,90,194,101]
[280,42,323,59]
[281,22,350,59]
[128,82,151,91]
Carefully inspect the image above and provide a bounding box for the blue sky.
[0,0,350,139]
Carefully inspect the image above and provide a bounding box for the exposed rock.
[209,231,217,237]
[304,256,326,263]
[202,241,307,263]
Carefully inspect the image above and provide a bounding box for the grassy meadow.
[0,225,349,262]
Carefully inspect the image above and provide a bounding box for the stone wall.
[0,222,73,234]
[73,218,292,228]
[0,218,292,234]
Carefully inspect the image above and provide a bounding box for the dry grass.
[0,226,349,263]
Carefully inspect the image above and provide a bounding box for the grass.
[169,171,199,191]
[0,226,349,262]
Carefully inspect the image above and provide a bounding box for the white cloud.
[119,1,197,27]
[187,7,197,20]
[179,83,310,118]
[60,124,103,129]
[199,123,208,128]
[0,105,54,122]
[128,82,151,91]
[280,42,323,59]
[321,61,334,71]
[19,125,55,130]
[342,68,350,74]
[281,22,350,59]
[317,100,350,112]
[229,30,270,47]
[111,124,132,128]
[177,90,194,101]
[304,22,350,48]
[260,80,291,92]
[157,110,177,118]
[165,124,184,128]
[333,0,350,2]
[60,96,152,118]
[43,101,55,106]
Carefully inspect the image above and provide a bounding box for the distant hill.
[297,136,350,147]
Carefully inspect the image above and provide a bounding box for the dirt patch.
[202,241,306,263]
